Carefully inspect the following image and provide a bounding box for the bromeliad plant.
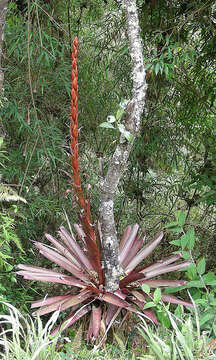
[17,37,193,343]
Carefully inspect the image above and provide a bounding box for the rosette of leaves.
[16,224,193,342]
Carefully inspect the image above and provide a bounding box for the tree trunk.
[0,0,8,138]
[99,0,148,292]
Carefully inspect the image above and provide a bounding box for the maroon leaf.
[162,294,194,308]
[52,306,91,336]
[131,290,146,302]
[105,304,120,326]
[45,233,82,269]
[102,293,138,313]
[143,309,159,325]
[144,260,192,279]
[121,236,144,269]
[119,225,132,251]
[114,289,126,300]
[17,271,86,288]
[33,290,92,316]
[73,223,86,245]
[58,226,93,270]
[84,235,103,283]
[125,232,164,274]
[32,295,73,316]
[33,242,89,280]
[92,305,102,339]
[17,264,61,275]
[87,311,93,342]
[31,295,72,309]
[138,253,182,274]
[120,271,145,288]
[120,224,139,265]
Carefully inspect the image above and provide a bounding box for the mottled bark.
[0,0,8,137]
[99,0,148,292]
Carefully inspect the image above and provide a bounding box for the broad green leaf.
[99,122,115,129]
[163,285,188,294]
[168,226,183,233]
[196,257,206,275]
[143,302,155,309]
[153,288,161,304]
[203,272,216,285]
[116,108,124,121]
[156,311,171,328]
[186,280,204,287]
[177,212,187,226]
[180,251,191,260]
[165,221,178,228]
[141,284,150,294]
[199,313,215,327]
[118,124,133,142]
[170,240,181,246]
[107,115,116,123]
[186,263,197,280]
[180,234,189,250]
[185,229,195,250]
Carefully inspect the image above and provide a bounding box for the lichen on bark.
[99,0,148,292]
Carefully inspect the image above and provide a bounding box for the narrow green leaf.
[155,62,160,75]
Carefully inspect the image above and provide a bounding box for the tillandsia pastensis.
[17,37,193,343]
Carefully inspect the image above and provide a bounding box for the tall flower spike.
[70,37,96,244]
[70,36,84,208]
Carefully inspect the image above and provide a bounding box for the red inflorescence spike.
[70,37,103,282]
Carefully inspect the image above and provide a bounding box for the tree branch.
[99,0,148,292]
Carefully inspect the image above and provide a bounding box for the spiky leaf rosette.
[17,223,193,342]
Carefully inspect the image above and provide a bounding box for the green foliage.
[99,100,133,143]
[0,208,23,270]
[1,302,215,360]
[138,309,216,360]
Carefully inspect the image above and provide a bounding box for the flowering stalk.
[70,37,96,244]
